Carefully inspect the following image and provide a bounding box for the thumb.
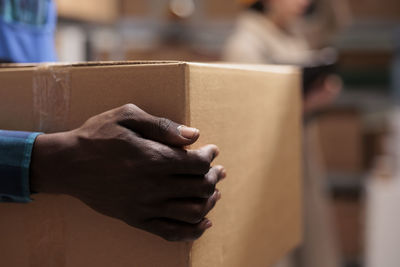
[147,117,201,147]
[118,104,200,147]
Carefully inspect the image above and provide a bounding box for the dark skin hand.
[30,104,226,242]
[303,74,342,115]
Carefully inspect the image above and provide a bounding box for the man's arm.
[1,104,225,241]
[0,130,42,202]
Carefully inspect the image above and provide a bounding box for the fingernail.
[204,220,213,229]
[216,191,222,201]
[178,125,200,140]
[212,147,220,160]
[220,168,227,180]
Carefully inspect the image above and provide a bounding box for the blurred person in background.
[0,0,225,242]
[223,0,351,267]
[223,0,350,114]
[392,28,400,100]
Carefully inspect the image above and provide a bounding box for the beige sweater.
[223,11,315,66]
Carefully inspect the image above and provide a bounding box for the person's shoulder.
[222,11,274,63]
[222,31,268,64]
[227,11,267,45]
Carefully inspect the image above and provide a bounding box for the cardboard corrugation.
[0,61,302,267]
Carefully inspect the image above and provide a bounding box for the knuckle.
[155,146,175,163]
[205,169,218,184]
[189,205,206,224]
[121,103,138,114]
[143,143,173,165]
[157,117,173,133]
[197,156,211,173]
[114,130,133,143]
[202,180,216,198]
[188,150,212,174]
[208,196,218,210]
[149,117,173,139]
[119,104,142,121]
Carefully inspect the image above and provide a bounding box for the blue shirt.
[0,131,41,202]
[0,0,56,202]
[0,0,57,62]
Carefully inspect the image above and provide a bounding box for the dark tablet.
[302,64,336,96]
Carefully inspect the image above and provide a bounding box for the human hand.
[303,74,342,115]
[30,104,226,241]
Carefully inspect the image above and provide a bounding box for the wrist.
[30,132,75,194]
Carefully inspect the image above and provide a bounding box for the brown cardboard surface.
[55,0,119,23]
[316,108,363,173]
[332,197,364,260]
[0,61,302,267]
[120,0,152,17]
[187,63,302,267]
[203,0,241,19]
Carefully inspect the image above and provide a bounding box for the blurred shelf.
[348,0,400,21]
[334,19,398,89]
[326,172,365,197]
[336,20,399,51]
[335,91,394,112]
[343,258,363,267]
[339,69,390,89]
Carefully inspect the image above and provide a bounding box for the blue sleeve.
[0,130,42,203]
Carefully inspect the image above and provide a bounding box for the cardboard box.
[0,61,302,267]
[120,0,153,17]
[316,108,364,173]
[202,0,241,19]
[56,0,119,23]
[332,196,364,261]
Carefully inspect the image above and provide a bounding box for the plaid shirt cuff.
[0,130,42,203]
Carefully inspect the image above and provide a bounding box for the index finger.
[168,144,220,175]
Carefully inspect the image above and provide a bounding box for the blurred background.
[54,0,400,267]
